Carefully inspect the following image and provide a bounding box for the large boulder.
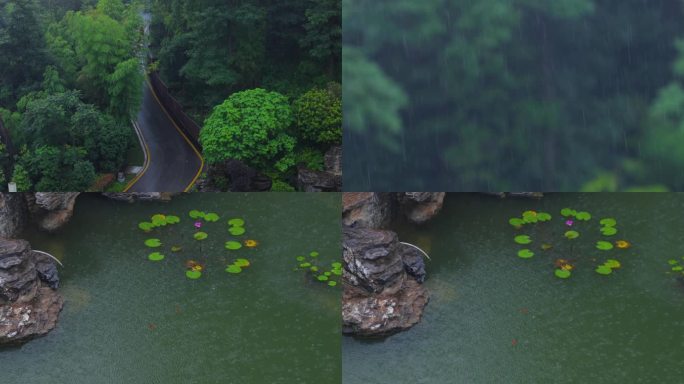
[27,193,80,233]
[296,146,342,192]
[342,227,429,337]
[0,194,27,238]
[0,238,63,346]
[342,193,393,229]
[398,192,446,225]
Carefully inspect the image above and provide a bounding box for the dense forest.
[344,0,684,191]
[0,0,143,191]
[150,0,341,191]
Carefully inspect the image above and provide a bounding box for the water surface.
[2,193,341,384]
[343,193,684,383]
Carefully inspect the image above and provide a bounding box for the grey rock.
[0,194,26,238]
[342,193,393,229]
[27,193,80,233]
[398,192,446,225]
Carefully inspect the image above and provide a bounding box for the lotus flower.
[565,219,574,227]
[194,221,202,229]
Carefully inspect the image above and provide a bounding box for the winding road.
[124,81,204,192]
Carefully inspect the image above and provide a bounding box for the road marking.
[123,120,152,192]
[144,77,205,192]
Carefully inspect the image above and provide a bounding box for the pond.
[1,193,341,384]
[343,193,684,383]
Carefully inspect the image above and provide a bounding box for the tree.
[107,58,143,119]
[21,90,82,147]
[293,87,342,145]
[20,145,95,191]
[301,0,341,76]
[10,164,31,192]
[200,89,296,172]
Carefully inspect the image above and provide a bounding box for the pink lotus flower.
[565,219,574,227]
[194,221,202,229]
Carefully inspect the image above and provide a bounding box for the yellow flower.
[244,239,258,248]
[615,240,631,249]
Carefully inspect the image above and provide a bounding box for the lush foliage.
[293,87,342,145]
[200,89,296,172]
[344,0,684,191]
[0,0,143,191]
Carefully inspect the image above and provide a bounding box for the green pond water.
[1,193,341,384]
[343,193,684,383]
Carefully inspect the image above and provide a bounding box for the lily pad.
[171,246,182,252]
[317,275,329,281]
[575,211,591,221]
[600,218,617,227]
[189,210,205,219]
[596,241,614,251]
[564,230,579,239]
[522,212,538,224]
[166,215,180,224]
[509,218,524,227]
[300,262,312,268]
[537,212,552,222]
[560,208,576,217]
[185,270,202,279]
[144,238,162,248]
[595,265,612,275]
[541,244,553,251]
[604,259,621,269]
[234,258,250,268]
[151,214,167,226]
[225,241,242,250]
[514,235,532,245]
[229,227,246,236]
[328,281,338,287]
[139,222,154,231]
[204,213,220,222]
[600,227,618,236]
[668,259,679,265]
[225,265,242,274]
[673,266,684,272]
[332,262,342,269]
[193,231,208,240]
[554,269,571,279]
[310,251,319,257]
[148,252,165,261]
[296,256,306,262]
[310,266,319,272]
[228,218,245,227]
[517,249,534,259]
[324,272,332,276]
[331,269,342,276]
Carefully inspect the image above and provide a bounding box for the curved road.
[125,81,203,192]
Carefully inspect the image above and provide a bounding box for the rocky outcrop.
[102,192,175,202]
[26,193,80,233]
[398,192,446,225]
[0,194,27,238]
[297,146,342,192]
[198,160,272,192]
[0,238,63,346]
[342,227,429,337]
[342,193,393,229]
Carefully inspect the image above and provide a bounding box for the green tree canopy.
[293,86,342,146]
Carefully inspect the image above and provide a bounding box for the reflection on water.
[344,193,684,383]
[2,193,341,384]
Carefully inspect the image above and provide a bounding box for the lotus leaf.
[148,252,164,261]
[575,211,591,221]
[537,212,552,222]
[600,218,617,227]
[186,270,202,279]
[151,214,167,226]
[332,262,342,269]
[317,275,329,281]
[228,218,245,227]
[509,218,524,227]
[601,227,618,236]
[225,241,242,250]
[296,256,306,262]
[668,259,679,265]
[139,222,154,231]
[229,227,246,236]
[673,266,684,272]
[310,251,320,257]
[144,238,162,248]
[560,208,575,217]
[522,214,538,224]
[324,271,332,276]
[332,269,342,276]
[204,213,220,222]
[171,246,182,252]
[564,230,579,239]
[225,265,242,274]
[234,259,250,268]
[604,259,621,269]
[328,281,337,287]
[514,235,532,245]
[300,262,312,268]
[596,241,614,251]
[595,265,612,275]
[517,249,534,259]
[554,269,571,279]
[166,215,180,224]
[189,210,205,219]
[311,266,319,272]
[193,232,208,240]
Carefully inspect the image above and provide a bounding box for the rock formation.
[342,227,429,337]
[398,192,446,225]
[0,238,63,346]
[0,194,27,238]
[26,193,80,233]
[342,192,446,229]
[297,146,342,192]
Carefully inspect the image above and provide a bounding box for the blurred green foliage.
[344,0,684,191]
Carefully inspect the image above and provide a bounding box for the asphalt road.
[125,82,203,192]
